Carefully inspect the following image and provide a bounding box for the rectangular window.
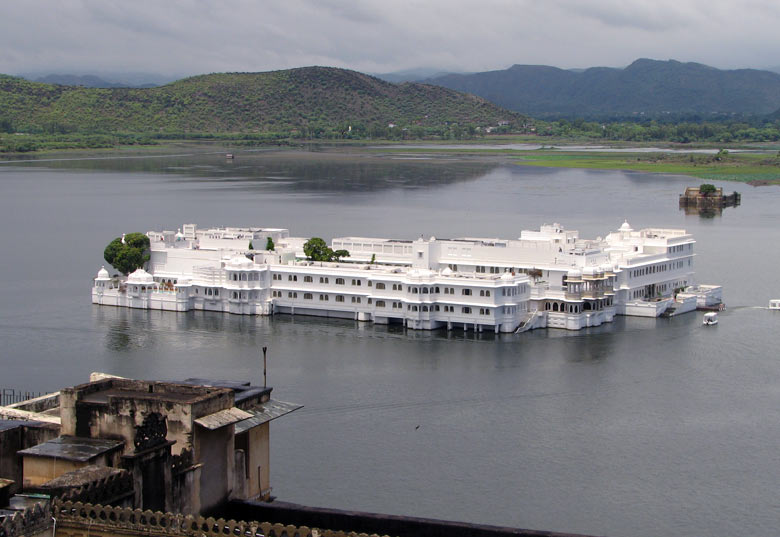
[462,289,472,296]
[462,306,471,314]
[304,293,312,300]
[376,300,385,307]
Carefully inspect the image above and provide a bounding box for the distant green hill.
[0,67,522,135]
[426,59,780,119]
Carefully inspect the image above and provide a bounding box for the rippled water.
[2,147,780,537]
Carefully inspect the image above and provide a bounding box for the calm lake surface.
[2,146,780,537]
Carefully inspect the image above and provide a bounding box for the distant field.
[513,150,780,184]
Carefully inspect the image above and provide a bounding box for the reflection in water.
[7,149,496,194]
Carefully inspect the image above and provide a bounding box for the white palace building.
[92,222,722,333]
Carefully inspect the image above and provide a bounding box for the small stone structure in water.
[679,186,740,216]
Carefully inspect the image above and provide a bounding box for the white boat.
[703,312,718,325]
[769,299,780,310]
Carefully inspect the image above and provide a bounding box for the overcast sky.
[3,0,780,78]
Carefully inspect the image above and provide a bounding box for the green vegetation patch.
[514,150,780,184]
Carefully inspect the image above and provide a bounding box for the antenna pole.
[262,346,268,388]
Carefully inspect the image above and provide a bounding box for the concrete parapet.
[52,500,393,537]
[0,500,52,537]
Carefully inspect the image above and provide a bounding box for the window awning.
[194,407,253,430]
[235,399,302,434]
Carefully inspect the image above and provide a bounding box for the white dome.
[619,220,633,232]
[127,268,154,284]
[441,267,453,276]
[226,255,254,269]
[582,266,597,276]
[500,272,514,281]
[96,266,110,280]
[600,264,613,273]
[567,268,582,278]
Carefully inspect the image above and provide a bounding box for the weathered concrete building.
[0,375,300,516]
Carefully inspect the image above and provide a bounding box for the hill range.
[424,59,780,118]
[0,67,522,135]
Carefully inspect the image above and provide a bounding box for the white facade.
[93,222,720,332]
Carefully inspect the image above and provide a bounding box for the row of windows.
[476,266,502,274]
[273,292,366,303]
[277,274,366,286]
[402,304,493,315]
[631,260,687,278]
[669,244,691,253]
[269,291,506,316]
[231,272,260,281]
[270,275,520,297]
[229,290,259,300]
[194,287,220,296]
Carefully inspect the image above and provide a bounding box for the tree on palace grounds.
[266,237,275,251]
[104,232,151,275]
[303,238,349,262]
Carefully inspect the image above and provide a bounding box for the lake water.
[2,147,780,537]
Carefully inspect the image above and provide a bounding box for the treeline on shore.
[4,119,780,153]
[541,117,780,143]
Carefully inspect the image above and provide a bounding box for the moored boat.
[703,312,718,325]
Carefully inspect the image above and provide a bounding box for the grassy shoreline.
[512,150,780,184]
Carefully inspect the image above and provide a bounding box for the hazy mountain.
[425,59,780,118]
[18,72,177,88]
[0,67,522,133]
[373,68,462,83]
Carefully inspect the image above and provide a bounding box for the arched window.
[376,283,386,290]
[304,276,313,283]
[336,278,345,285]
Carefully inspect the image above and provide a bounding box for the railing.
[1,388,44,406]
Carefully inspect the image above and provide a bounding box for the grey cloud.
[1,0,780,77]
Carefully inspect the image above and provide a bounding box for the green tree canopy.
[104,232,151,275]
[303,238,349,262]
[265,237,275,251]
[699,183,717,195]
